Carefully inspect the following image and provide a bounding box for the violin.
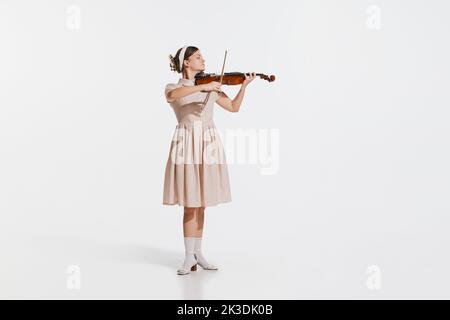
[195,71,276,86]
[194,50,275,88]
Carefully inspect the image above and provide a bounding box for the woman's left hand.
[242,72,257,88]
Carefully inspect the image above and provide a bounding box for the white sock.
[194,237,218,269]
[178,237,197,273]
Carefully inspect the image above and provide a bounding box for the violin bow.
[218,50,227,93]
[201,49,227,110]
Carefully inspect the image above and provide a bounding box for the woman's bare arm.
[166,84,206,103]
[216,86,246,113]
[215,72,256,113]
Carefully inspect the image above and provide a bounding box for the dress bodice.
[165,78,219,126]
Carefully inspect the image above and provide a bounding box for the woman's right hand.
[201,81,222,92]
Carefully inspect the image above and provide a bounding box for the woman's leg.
[183,206,198,237]
[183,206,204,237]
[195,206,205,237]
[192,206,218,270]
[177,206,199,275]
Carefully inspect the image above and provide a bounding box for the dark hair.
[168,46,199,73]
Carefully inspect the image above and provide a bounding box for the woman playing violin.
[162,45,256,275]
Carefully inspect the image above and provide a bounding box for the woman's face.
[186,50,205,72]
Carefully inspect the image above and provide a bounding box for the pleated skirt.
[162,121,232,207]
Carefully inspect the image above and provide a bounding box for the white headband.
[178,46,188,72]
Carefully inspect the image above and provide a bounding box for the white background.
[1,0,449,299]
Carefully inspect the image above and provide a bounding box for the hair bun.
[168,54,178,73]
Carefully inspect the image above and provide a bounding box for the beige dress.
[162,77,232,207]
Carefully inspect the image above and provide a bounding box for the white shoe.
[177,255,198,275]
[194,253,218,270]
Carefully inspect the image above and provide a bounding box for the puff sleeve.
[164,83,180,103]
